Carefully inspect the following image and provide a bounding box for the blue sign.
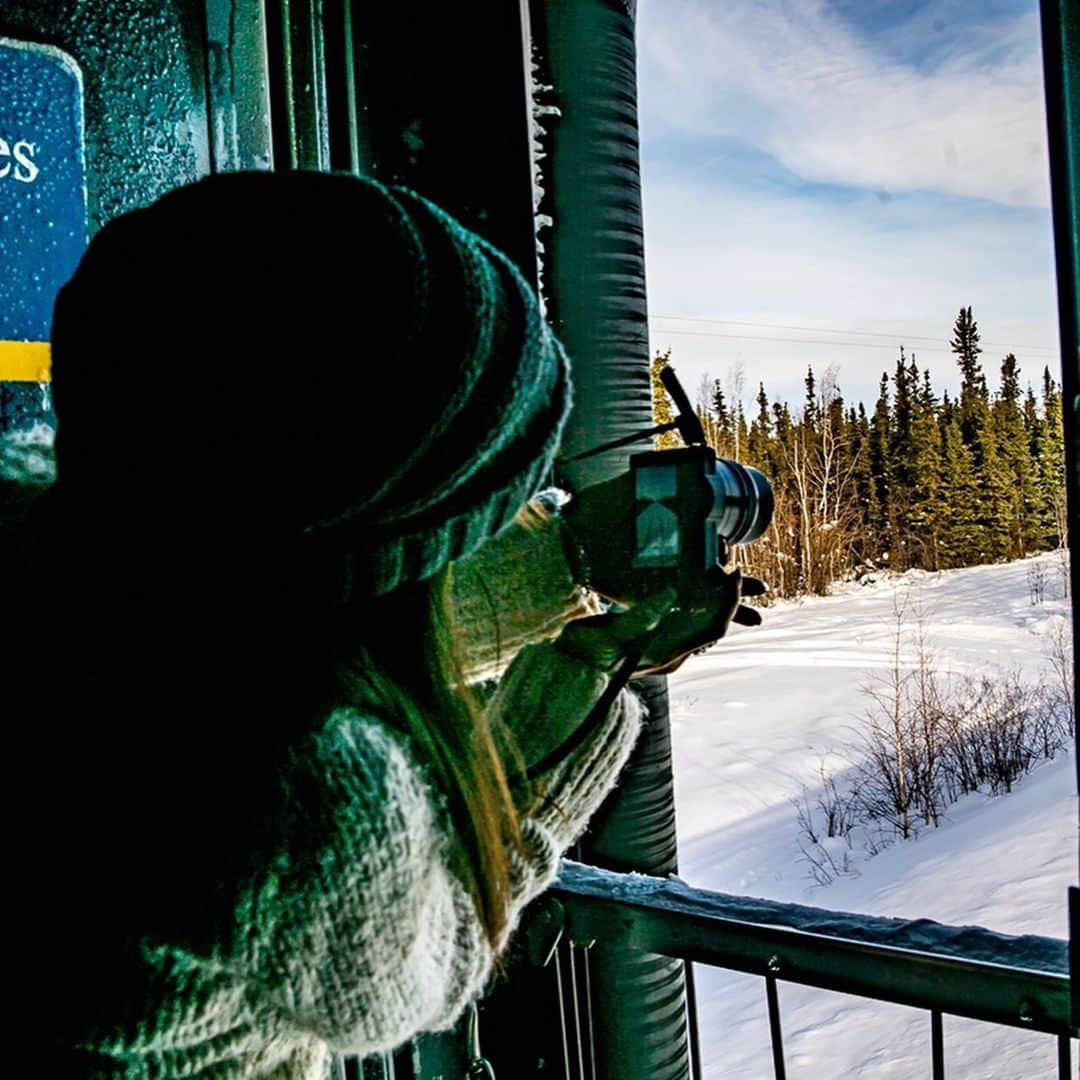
[0,38,86,431]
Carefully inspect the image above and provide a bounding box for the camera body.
[559,364,774,599]
[630,444,773,594]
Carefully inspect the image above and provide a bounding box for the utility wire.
[649,329,956,353]
[649,314,1057,354]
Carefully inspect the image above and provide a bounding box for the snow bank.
[670,553,1077,1077]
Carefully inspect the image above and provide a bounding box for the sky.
[635,0,1062,417]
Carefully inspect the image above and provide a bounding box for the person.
[0,171,760,1077]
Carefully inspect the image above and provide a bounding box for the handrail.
[551,861,1075,1039]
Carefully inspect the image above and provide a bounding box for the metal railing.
[547,860,1076,1080]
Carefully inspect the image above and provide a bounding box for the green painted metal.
[1038,0,1079,1038]
[553,862,1076,1039]
[265,0,328,171]
[203,0,273,172]
[524,3,695,1077]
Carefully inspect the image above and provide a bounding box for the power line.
[649,314,1057,354]
[649,328,958,353]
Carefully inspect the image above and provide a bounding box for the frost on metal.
[555,859,1069,975]
[0,426,56,487]
[529,45,560,312]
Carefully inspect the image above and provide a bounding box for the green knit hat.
[49,172,572,595]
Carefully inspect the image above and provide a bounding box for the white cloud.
[642,173,1060,410]
[632,1,1060,412]
[637,0,1050,208]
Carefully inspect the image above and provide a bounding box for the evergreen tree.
[977,421,1012,561]
[937,411,980,567]
[992,353,1036,556]
[747,382,775,473]
[803,367,819,433]
[891,349,916,489]
[650,349,681,449]
[850,402,878,560]
[772,400,794,453]
[1038,366,1067,546]
[735,401,749,463]
[951,305,986,442]
[888,350,918,566]
[1023,384,1041,456]
[668,312,1066,598]
[948,307,1004,557]
[710,379,737,458]
[940,389,954,428]
[869,373,892,562]
[907,363,944,569]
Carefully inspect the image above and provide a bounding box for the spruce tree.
[977,420,1012,561]
[937,410,980,567]
[1023,384,1041,457]
[907,364,944,569]
[869,373,892,563]
[850,402,878,561]
[747,382,775,474]
[803,367,819,433]
[1038,366,1067,546]
[949,307,1003,557]
[940,388,954,428]
[650,349,681,449]
[992,353,1035,556]
[952,306,989,447]
[735,401,749,463]
[772,400,794,456]
[711,379,735,458]
[687,310,1063,597]
[889,350,918,566]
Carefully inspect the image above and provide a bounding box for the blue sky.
[636,0,1061,415]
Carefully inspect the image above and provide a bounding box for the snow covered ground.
[670,552,1077,1078]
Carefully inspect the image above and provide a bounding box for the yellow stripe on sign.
[0,340,52,382]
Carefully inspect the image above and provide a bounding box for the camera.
[562,364,774,597]
[631,444,773,593]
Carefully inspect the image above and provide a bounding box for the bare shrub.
[962,670,1037,794]
[1027,560,1048,604]
[1041,616,1075,745]
[817,764,861,839]
[792,765,860,885]
[853,590,946,839]
[794,587,1075,877]
[1056,546,1071,599]
[796,836,854,887]
[906,619,949,827]
[939,702,983,799]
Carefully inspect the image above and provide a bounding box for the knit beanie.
[49,171,571,596]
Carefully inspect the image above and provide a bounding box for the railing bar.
[554,946,572,1080]
[685,960,703,1080]
[765,974,787,1080]
[341,0,361,175]
[582,945,598,1080]
[569,944,587,1080]
[552,869,1073,1036]
[931,1010,945,1080]
[1057,1033,1071,1080]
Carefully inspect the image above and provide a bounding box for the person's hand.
[554,568,766,679]
[634,567,766,675]
[555,589,678,674]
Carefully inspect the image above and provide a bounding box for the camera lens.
[709,459,774,545]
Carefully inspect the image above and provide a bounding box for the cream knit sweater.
[83,650,641,1078]
[1,440,641,1078]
